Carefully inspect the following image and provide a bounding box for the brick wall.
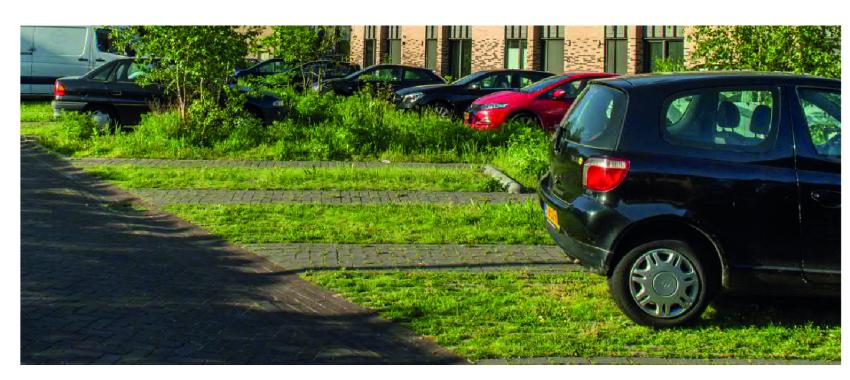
[401,26,425,66]
[350,25,365,67]
[564,26,604,72]
[471,26,504,72]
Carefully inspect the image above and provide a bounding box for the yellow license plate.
[544,204,560,230]
[463,112,470,123]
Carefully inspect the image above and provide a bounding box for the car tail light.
[582,157,630,192]
[54,81,65,97]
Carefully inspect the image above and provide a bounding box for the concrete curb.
[483,164,523,194]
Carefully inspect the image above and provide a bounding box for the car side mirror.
[552,89,567,99]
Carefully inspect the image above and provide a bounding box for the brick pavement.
[20,139,465,364]
[244,243,578,272]
[131,188,535,206]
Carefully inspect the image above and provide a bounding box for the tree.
[261,26,339,63]
[688,26,840,78]
[110,26,259,121]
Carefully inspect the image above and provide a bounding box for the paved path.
[477,356,839,365]
[20,140,464,364]
[244,243,578,272]
[131,188,534,206]
[69,157,478,169]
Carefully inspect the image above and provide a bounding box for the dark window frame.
[425,26,438,70]
[363,26,378,67]
[447,26,472,79]
[539,26,565,73]
[604,26,628,74]
[643,25,685,72]
[504,26,528,69]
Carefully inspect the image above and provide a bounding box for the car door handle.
[95,58,105,62]
[111,91,122,96]
[811,190,840,208]
[78,58,89,62]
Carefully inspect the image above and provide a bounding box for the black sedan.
[395,69,553,117]
[317,64,445,96]
[233,59,360,88]
[52,58,287,125]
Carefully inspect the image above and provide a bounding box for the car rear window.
[558,84,627,149]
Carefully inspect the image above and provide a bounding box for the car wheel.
[429,103,452,118]
[89,107,117,129]
[509,113,539,128]
[608,239,716,327]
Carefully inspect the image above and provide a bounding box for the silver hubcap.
[628,248,700,319]
[91,110,111,127]
[433,106,450,117]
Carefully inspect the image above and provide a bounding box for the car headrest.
[716,101,740,129]
[749,105,771,136]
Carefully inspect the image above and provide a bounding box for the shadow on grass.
[704,294,840,328]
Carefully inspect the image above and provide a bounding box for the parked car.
[395,69,553,117]
[52,58,287,125]
[464,72,617,131]
[21,26,125,98]
[538,72,840,327]
[233,59,360,89]
[317,64,445,96]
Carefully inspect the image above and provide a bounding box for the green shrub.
[60,111,99,140]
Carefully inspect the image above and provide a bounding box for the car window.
[477,73,513,89]
[797,88,841,159]
[547,79,584,99]
[361,67,400,82]
[520,75,567,93]
[89,62,115,81]
[257,61,287,74]
[662,88,777,151]
[403,69,432,81]
[114,62,147,82]
[559,84,628,150]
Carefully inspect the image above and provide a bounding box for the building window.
[364,26,377,67]
[447,26,471,79]
[539,26,564,73]
[604,26,628,74]
[383,26,402,64]
[504,26,528,69]
[644,25,685,72]
[425,26,438,70]
[335,26,351,61]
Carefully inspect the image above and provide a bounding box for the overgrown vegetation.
[30,87,551,189]
[167,202,548,245]
[689,26,841,78]
[20,101,53,122]
[306,270,840,361]
[84,164,501,192]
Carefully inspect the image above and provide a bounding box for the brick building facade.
[348,25,695,79]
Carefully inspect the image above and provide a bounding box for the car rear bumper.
[538,174,612,273]
[52,99,87,118]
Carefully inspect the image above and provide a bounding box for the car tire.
[508,113,540,128]
[89,106,118,129]
[608,239,716,328]
[429,103,453,118]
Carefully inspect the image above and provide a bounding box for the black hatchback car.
[317,64,445,96]
[538,72,840,327]
[395,69,553,117]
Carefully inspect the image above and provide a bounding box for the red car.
[464,72,618,131]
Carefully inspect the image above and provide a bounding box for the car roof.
[594,71,839,90]
[477,69,554,75]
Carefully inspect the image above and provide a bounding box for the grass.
[83,165,501,192]
[166,202,549,245]
[304,270,841,361]
[21,101,54,123]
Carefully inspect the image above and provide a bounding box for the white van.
[21,26,125,97]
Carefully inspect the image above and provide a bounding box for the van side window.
[797,88,841,159]
[662,88,777,151]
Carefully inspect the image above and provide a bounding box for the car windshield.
[451,71,488,86]
[520,75,568,93]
